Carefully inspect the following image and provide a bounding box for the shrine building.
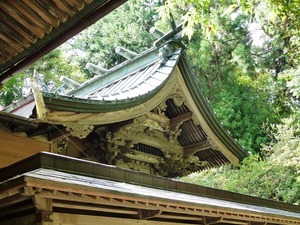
[0,1,299,224]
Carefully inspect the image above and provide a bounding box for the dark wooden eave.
[0,0,127,86]
[0,152,299,225]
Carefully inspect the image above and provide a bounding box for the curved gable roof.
[36,27,248,170]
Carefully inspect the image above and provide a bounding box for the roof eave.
[1,152,299,216]
[0,0,127,86]
[42,84,164,113]
[177,52,249,161]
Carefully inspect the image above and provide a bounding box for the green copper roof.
[40,26,248,163]
[43,47,181,112]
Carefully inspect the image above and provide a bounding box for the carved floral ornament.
[64,123,94,139]
[106,109,185,175]
[58,83,211,175]
[56,138,68,154]
[168,84,185,107]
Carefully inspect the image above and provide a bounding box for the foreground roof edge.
[0,152,299,215]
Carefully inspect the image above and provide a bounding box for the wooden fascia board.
[176,53,248,162]
[0,152,299,214]
[19,175,300,225]
[40,70,178,124]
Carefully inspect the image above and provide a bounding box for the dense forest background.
[0,0,299,204]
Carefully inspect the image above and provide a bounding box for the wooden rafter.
[170,111,193,126]
[183,140,211,156]
[7,184,297,225]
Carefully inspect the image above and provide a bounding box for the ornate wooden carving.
[56,138,68,154]
[64,124,94,139]
[104,85,214,176]
[169,84,184,107]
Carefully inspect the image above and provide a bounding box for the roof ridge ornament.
[153,24,183,48]
[115,46,138,60]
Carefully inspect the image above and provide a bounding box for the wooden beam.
[50,212,198,225]
[0,194,30,209]
[170,111,193,126]
[183,140,211,156]
[33,196,52,211]
[0,201,35,218]
[53,201,138,215]
[156,213,202,221]
[221,220,248,225]
[39,211,53,223]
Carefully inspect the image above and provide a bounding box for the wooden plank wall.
[0,128,51,168]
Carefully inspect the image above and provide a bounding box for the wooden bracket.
[137,209,161,219]
[33,196,53,211]
[202,216,222,225]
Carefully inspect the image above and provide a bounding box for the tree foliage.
[161,0,300,203]
[70,0,158,78]
[0,73,26,107]
[157,0,299,153]
[0,49,82,107]
[180,112,300,204]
